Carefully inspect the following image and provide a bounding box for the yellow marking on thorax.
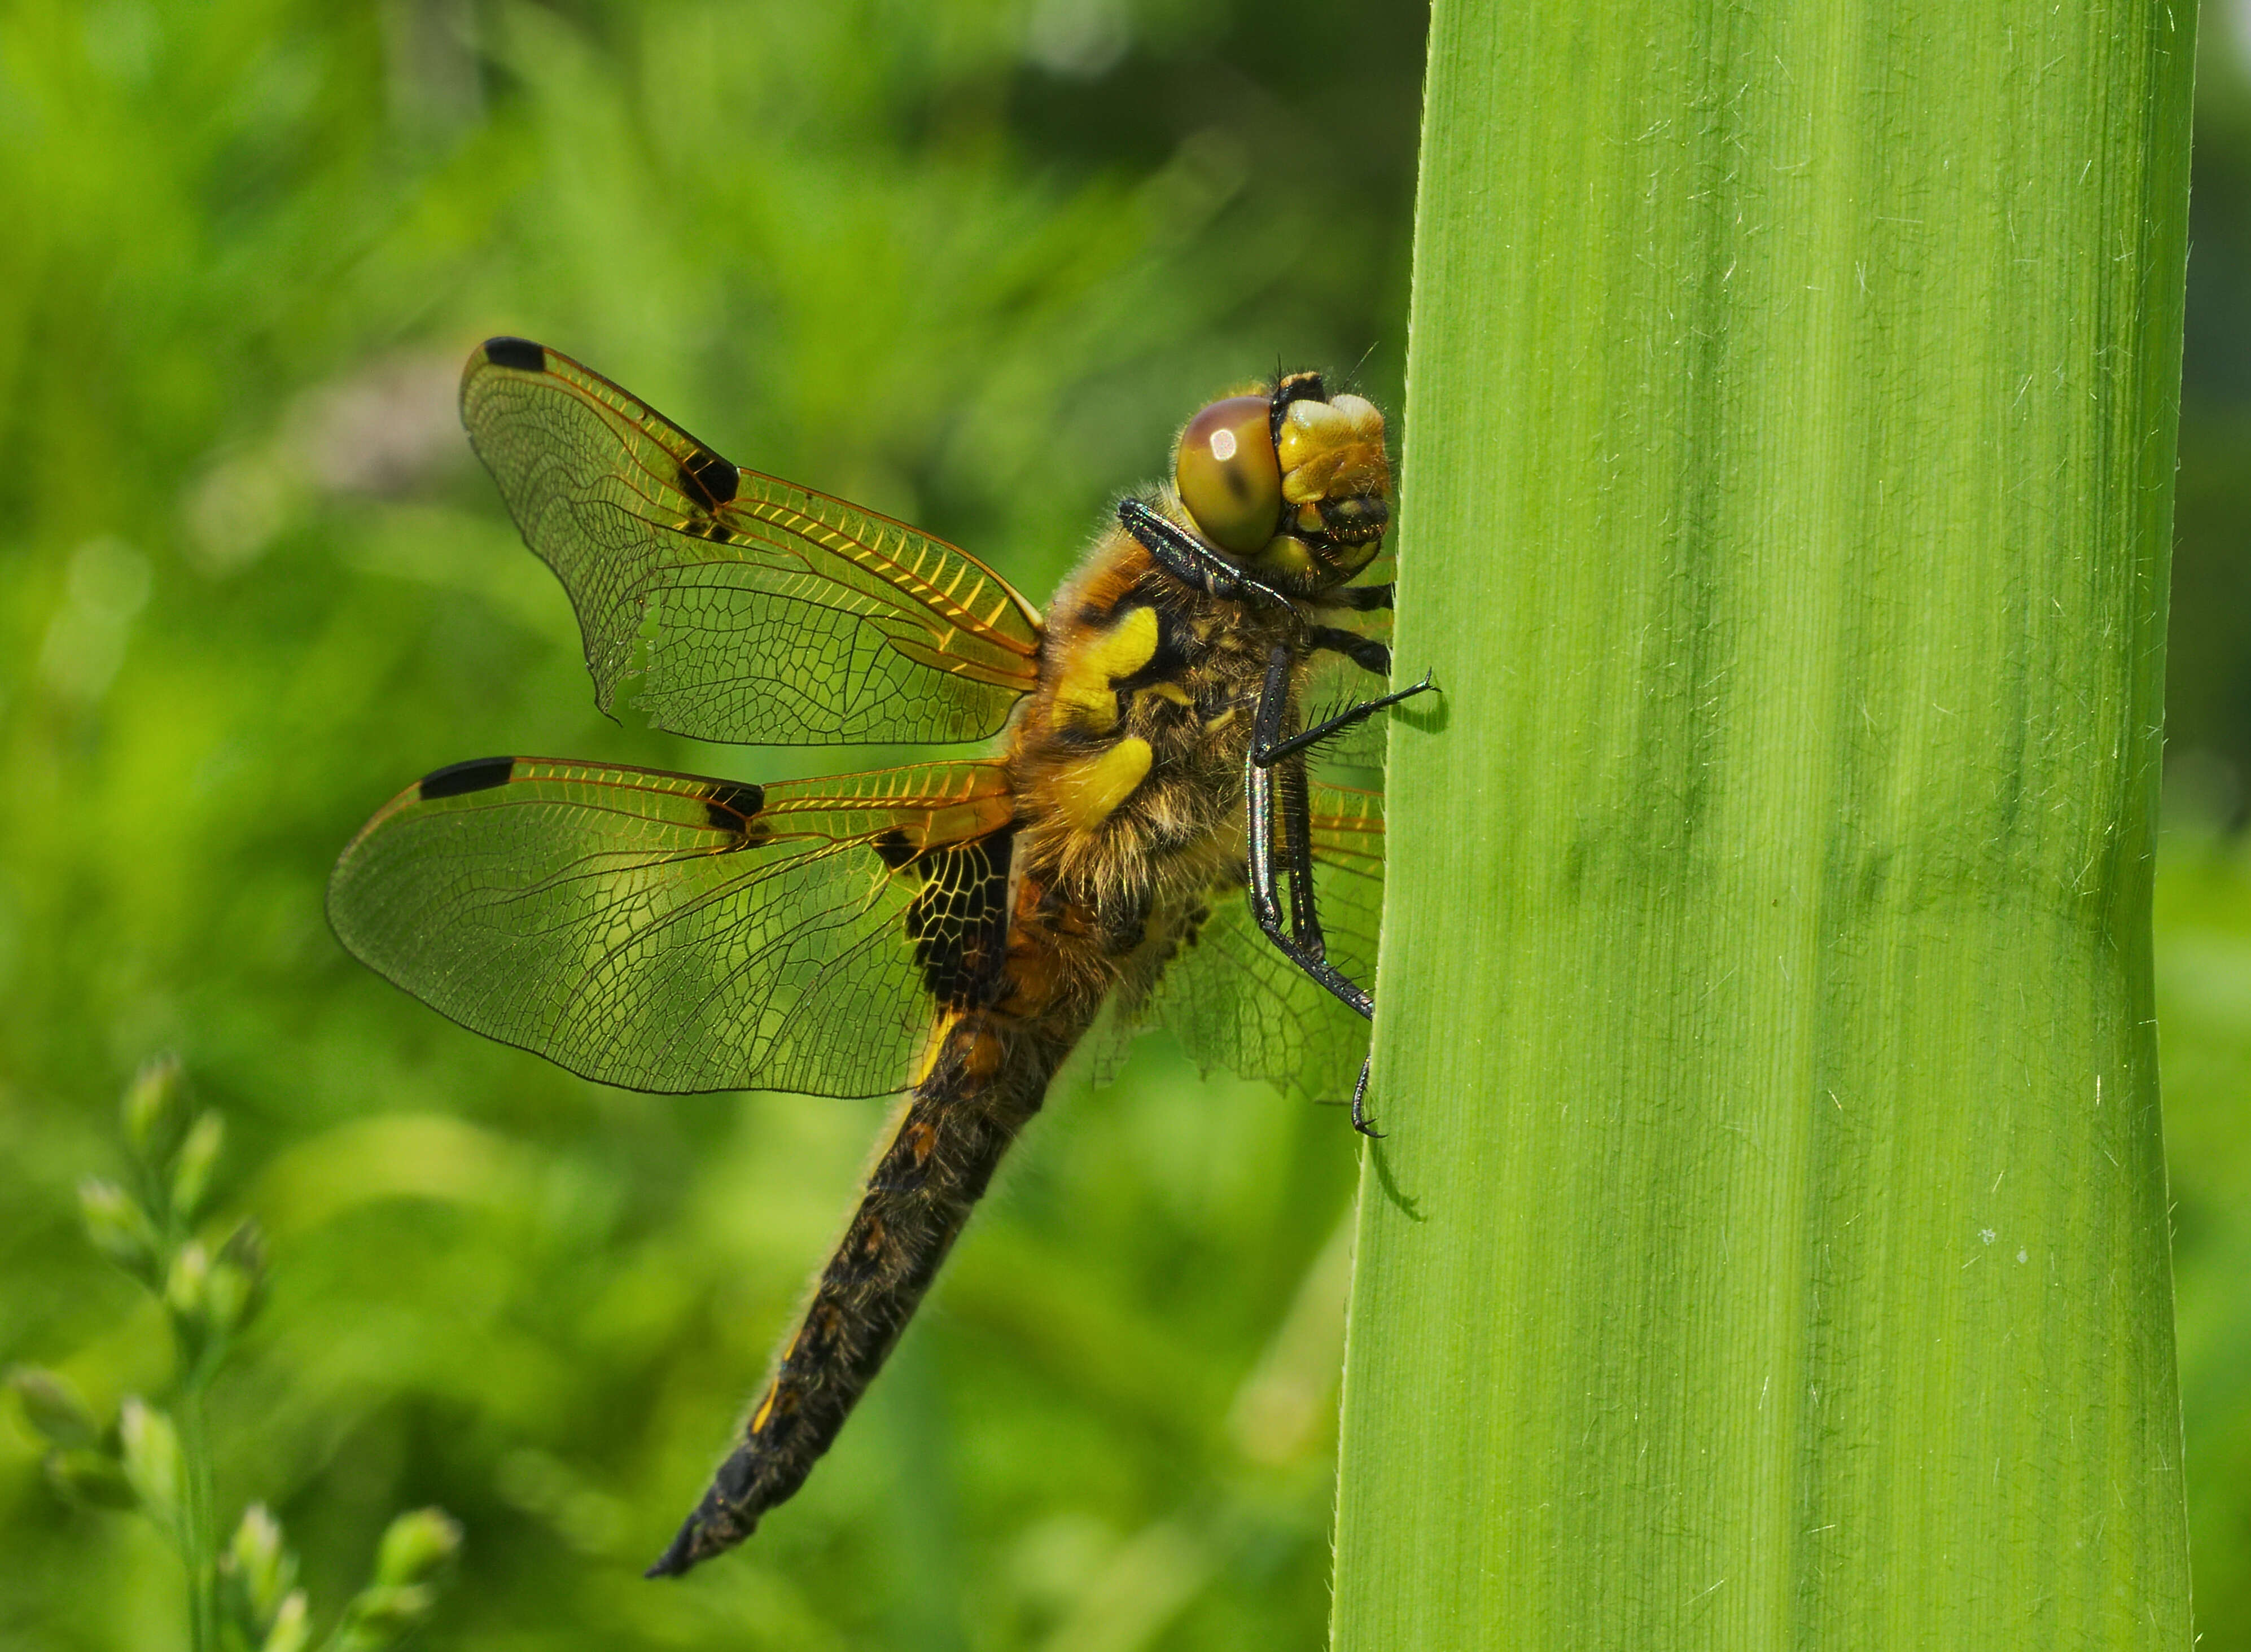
[1052,737,1153,830]
[1136,681,1191,707]
[1050,604,1160,734]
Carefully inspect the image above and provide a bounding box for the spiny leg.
[1349,1057,1377,1137]
[1243,647,1439,1136]
[1257,665,1438,768]
[1245,648,1369,1014]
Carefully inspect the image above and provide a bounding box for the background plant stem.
[176,1389,217,1652]
[1333,0,2199,1644]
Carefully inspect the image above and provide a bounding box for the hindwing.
[1119,782,1385,1103]
[327,756,1015,1097]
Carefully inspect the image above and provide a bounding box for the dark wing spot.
[681,449,741,507]
[902,828,1015,1010]
[482,336,546,372]
[419,756,515,800]
[703,781,766,835]
[872,829,919,870]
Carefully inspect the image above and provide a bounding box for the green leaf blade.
[1333,1,2199,1645]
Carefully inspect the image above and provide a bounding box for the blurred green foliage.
[1,0,2246,1647]
[0,2,1420,1647]
[12,1058,461,1652]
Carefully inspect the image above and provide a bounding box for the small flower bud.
[220,1503,297,1632]
[164,1241,211,1327]
[117,1398,182,1536]
[45,1448,138,1510]
[121,1055,189,1167]
[169,1111,225,1224]
[207,1220,268,1334]
[80,1178,161,1287]
[259,1590,310,1652]
[7,1365,99,1450]
[332,1583,436,1649]
[373,1506,462,1588]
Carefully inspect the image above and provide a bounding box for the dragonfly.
[327,338,1433,1577]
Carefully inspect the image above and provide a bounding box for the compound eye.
[1175,395,1282,558]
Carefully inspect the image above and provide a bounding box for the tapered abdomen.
[646,1006,1079,1576]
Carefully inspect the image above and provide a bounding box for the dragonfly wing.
[1302,553,1400,773]
[328,756,1017,1098]
[1300,652,1395,774]
[459,338,1044,746]
[1134,782,1384,1104]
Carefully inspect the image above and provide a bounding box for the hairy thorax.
[997,522,1316,1014]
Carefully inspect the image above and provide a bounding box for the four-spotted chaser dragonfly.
[328,338,1431,1576]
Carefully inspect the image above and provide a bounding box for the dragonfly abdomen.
[645,1002,1080,1577]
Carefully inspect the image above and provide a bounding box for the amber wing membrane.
[459,339,1044,745]
[327,756,1016,1097]
[1132,782,1385,1103]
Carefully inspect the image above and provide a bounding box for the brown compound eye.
[1175,395,1282,558]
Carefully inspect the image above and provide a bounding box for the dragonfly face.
[327,339,1431,1576]
[1171,372,1391,592]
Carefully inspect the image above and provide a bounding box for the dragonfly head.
[1170,371,1390,597]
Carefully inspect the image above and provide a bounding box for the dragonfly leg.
[1349,1055,1381,1138]
[1118,499,1286,604]
[1326,581,1395,612]
[1255,665,1438,770]
[1243,646,1437,1137]
[1308,625,1392,678]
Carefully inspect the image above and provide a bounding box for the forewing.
[459,338,1043,745]
[328,756,1017,1098]
[1132,783,1384,1103]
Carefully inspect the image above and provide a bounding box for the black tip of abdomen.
[643,1522,700,1579]
[644,1491,760,1580]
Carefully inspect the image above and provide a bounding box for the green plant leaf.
[1333,0,2199,1645]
